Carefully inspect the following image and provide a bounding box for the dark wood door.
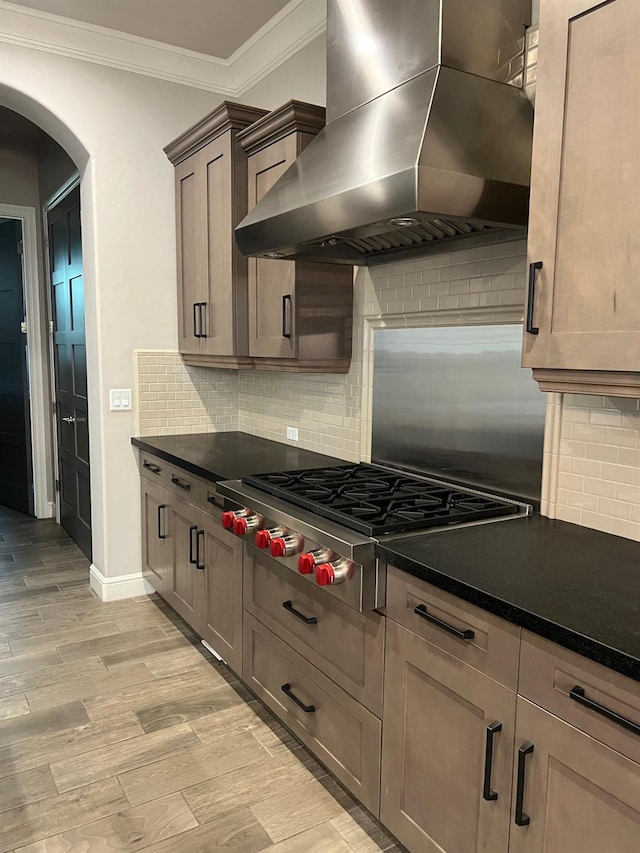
[49,187,91,558]
[199,513,243,672]
[0,219,32,514]
[510,697,640,853]
[381,620,516,853]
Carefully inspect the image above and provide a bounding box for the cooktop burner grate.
[242,463,519,536]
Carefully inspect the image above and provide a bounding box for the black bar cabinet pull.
[526,261,542,335]
[157,504,167,540]
[198,302,207,339]
[193,302,200,338]
[281,683,315,713]
[189,524,198,565]
[570,686,640,736]
[482,721,502,801]
[282,600,318,625]
[414,604,475,641]
[196,529,205,570]
[514,741,534,826]
[143,461,161,475]
[171,475,192,492]
[282,294,292,339]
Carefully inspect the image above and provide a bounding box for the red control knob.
[270,538,286,558]
[221,511,236,529]
[315,563,335,586]
[255,530,271,549]
[298,553,316,575]
[233,517,248,535]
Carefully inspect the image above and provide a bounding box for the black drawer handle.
[207,492,222,508]
[143,461,161,475]
[193,302,201,339]
[526,261,542,335]
[196,529,205,570]
[198,302,207,339]
[281,683,315,713]
[514,741,534,827]
[189,524,198,565]
[414,604,475,641]
[282,600,317,625]
[282,294,292,339]
[157,504,167,540]
[570,686,640,737]
[171,475,192,492]
[482,721,502,801]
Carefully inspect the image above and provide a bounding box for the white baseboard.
[89,564,154,602]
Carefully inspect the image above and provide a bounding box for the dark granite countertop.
[377,515,640,682]
[131,431,342,483]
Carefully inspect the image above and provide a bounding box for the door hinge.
[49,320,54,334]
[55,478,60,492]
[44,235,49,251]
[20,320,27,335]
[17,239,23,255]
[52,401,57,416]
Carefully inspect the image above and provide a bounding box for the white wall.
[243,34,326,108]
[0,40,222,579]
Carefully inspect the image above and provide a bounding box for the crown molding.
[0,0,326,96]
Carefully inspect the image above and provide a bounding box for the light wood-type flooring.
[0,505,404,853]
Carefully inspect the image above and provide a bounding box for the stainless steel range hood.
[235,0,534,266]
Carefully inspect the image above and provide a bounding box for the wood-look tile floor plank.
[0,712,145,779]
[0,778,128,853]
[137,806,272,853]
[0,701,89,748]
[1,657,107,701]
[12,791,198,853]
[50,722,201,793]
[0,507,399,853]
[0,766,57,815]
[0,693,30,721]
[26,663,156,712]
[118,729,269,806]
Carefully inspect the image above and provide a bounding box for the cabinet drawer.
[243,614,382,815]
[386,565,520,690]
[140,453,168,486]
[166,466,221,519]
[243,548,384,716]
[519,632,640,764]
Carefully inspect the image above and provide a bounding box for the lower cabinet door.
[198,515,243,673]
[166,497,201,628]
[380,620,516,853]
[141,478,171,596]
[509,698,640,853]
[243,614,382,815]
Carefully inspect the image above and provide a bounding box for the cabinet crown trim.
[238,99,326,154]
[532,368,640,398]
[165,101,268,164]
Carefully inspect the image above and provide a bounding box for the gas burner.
[242,463,521,537]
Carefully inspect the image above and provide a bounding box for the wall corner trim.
[89,563,154,602]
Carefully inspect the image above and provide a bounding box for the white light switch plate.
[286,426,299,441]
[109,388,132,411]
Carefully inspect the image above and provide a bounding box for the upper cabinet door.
[199,134,237,359]
[175,157,203,356]
[247,135,298,360]
[523,0,640,375]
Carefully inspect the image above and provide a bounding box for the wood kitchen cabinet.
[139,454,244,672]
[238,101,354,372]
[381,619,517,853]
[523,0,640,396]
[509,697,640,853]
[165,102,267,368]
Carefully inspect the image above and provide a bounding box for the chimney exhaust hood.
[235,0,534,266]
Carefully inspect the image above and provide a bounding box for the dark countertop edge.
[376,545,640,684]
[131,437,225,483]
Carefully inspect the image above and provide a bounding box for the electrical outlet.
[109,388,133,411]
[286,426,299,441]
